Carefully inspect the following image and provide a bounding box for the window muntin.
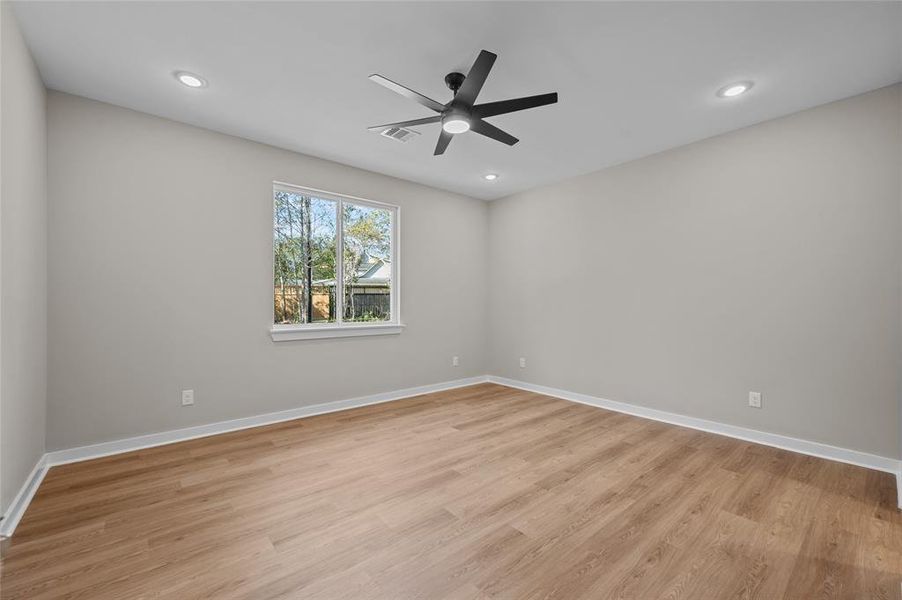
[273,183,398,332]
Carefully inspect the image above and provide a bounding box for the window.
[271,183,400,340]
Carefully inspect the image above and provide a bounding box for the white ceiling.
[12,1,902,200]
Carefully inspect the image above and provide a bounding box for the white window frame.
[270,182,402,341]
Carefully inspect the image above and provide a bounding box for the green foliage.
[344,311,384,323]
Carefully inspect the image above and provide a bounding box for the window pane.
[342,202,392,322]
[273,191,337,325]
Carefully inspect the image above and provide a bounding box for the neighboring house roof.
[357,258,391,283]
[313,257,391,287]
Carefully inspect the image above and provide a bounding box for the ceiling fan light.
[442,118,470,134]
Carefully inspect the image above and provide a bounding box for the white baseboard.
[6,372,900,537]
[1,455,49,538]
[488,376,902,478]
[46,375,490,466]
[1,375,487,537]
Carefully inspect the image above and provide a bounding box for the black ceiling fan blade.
[367,116,442,132]
[434,130,453,155]
[474,93,558,118]
[454,50,497,107]
[471,119,519,146]
[368,74,446,113]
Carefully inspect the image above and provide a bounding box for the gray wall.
[489,85,902,459]
[1,4,47,514]
[46,92,488,450]
[42,84,902,460]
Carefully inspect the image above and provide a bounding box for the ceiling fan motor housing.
[444,106,470,122]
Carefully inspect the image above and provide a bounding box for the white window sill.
[271,323,405,342]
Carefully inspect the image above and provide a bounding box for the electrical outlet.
[452,355,460,367]
[181,389,195,406]
[748,391,762,409]
[519,357,527,369]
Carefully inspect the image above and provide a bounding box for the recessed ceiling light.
[175,71,206,88]
[716,81,753,98]
[442,118,470,134]
[484,173,498,181]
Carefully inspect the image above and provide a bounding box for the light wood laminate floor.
[1,383,900,599]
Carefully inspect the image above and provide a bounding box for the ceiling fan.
[368,50,558,156]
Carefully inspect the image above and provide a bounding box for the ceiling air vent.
[379,126,420,143]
